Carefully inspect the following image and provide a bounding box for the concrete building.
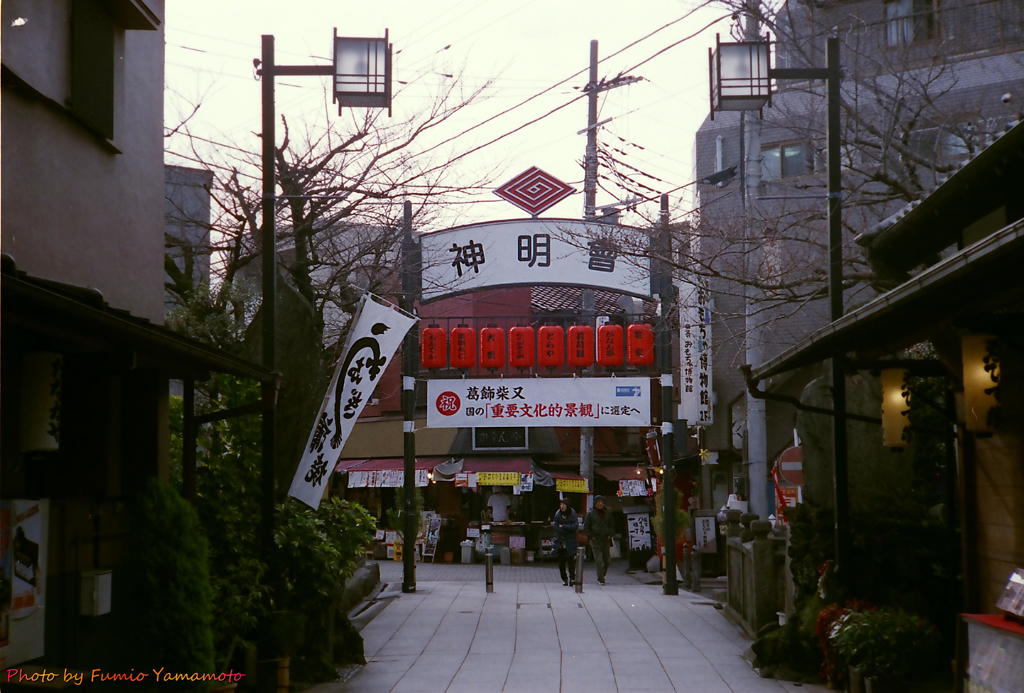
[691,0,1024,517]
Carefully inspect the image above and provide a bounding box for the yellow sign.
[477,471,521,486]
[556,478,589,493]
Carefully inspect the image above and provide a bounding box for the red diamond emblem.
[494,167,575,216]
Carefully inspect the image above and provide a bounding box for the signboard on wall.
[420,219,651,300]
[426,377,650,428]
[0,500,49,666]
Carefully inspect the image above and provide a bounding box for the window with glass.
[761,143,810,180]
[886,0,938,46]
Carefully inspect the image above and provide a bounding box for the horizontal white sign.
[426,377,650,428]
[420,219,651,300]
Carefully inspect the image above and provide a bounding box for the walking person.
[552,499,578,586]
[584,495,615,584]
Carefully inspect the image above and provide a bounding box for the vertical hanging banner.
[289,297,417,508]
[677,278,714,426]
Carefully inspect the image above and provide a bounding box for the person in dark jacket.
[552,499,578,586]
[584,495,615,584]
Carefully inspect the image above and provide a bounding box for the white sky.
[163,0,733,229]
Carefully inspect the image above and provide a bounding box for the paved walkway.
[330,562,826,693]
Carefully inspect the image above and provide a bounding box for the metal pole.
[659,194,678,596]
[401,200,418,593]
[260,34,277,563]
[825,36,851,579]
[485,538,494,593]
[183,377,197,502]
[574,546,585,593]
[583,40,599,220]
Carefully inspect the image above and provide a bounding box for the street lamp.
[257,30,393,579]
[333,29,393,114]
[708,35,852,575]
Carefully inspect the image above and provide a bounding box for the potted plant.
[831,607,940,692]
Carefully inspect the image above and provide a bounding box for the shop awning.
[343,457,446,472]
[596,466,647,481]
[461,457,533,474]
[334,458,369,473]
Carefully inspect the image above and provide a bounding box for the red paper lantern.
[450,325,475,369]
[479,326,506,369]
[509,326,535,369]
[627,323,655,366]
[537,325,565,368]
[597,323,624,367]
[420,326,446,369]
[567,325,595,368]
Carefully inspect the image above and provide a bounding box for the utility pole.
[741,3,769,519]
[401,200,418,593]
[658,194,678,595]
[579,40,642,496]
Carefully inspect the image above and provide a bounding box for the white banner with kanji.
[677,278,714,426]
[420,219,651,300]
[288,298,417,509]
[426,377,650,428]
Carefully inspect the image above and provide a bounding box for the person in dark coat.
[584,495,615,584]
[553,499,578,586]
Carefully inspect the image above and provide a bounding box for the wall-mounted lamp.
[962,334,1001,433]
[20,352,62,452]
[880,368,911,449]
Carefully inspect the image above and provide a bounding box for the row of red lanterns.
[420,324,655,370]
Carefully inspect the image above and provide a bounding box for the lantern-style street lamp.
[257,30,394,590]
[708,34,852,573]
[333,29,392,114]
[708,34,771,115]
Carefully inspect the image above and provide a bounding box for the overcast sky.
[163,0,733,228]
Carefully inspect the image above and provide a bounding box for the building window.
[886,0,938,46]
[761,142,810,181]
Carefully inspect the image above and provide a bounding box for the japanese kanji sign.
[426,377,650,428]
[420,219,651,300]
[493,167,575,216]
[677,278,714,426]
[626,512,652,550]
[288,298,417,508]
[555,478,589,494]
[477,471,521,486]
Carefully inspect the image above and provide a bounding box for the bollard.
[485,549,494,593]
[680,544,691,590]
[574,546,585,593]
[692,548,702,593]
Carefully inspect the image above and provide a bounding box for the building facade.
[691,0,1024,517]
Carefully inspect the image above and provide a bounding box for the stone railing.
[723,510,789,637]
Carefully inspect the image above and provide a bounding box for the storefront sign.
[626,513,652,550]
[289,298,416,508]
[348,469,429,488]
[420,219,651,300]
[519,473,534,492]
[677,278,713,426]
[477,471,521,486]
[618,479,651,497]
[555,478,589,494]
[694,512,717,553]
[426,377,650,428]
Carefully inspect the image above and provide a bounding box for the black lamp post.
[709,35,850,573]
[257,30,393,563]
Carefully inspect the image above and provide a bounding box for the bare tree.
[164,73,494,347]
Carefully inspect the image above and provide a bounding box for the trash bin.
[460,540,474,564]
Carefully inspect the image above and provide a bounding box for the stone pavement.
[324,561,828,693]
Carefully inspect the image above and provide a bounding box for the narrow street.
[323,561,827,693]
